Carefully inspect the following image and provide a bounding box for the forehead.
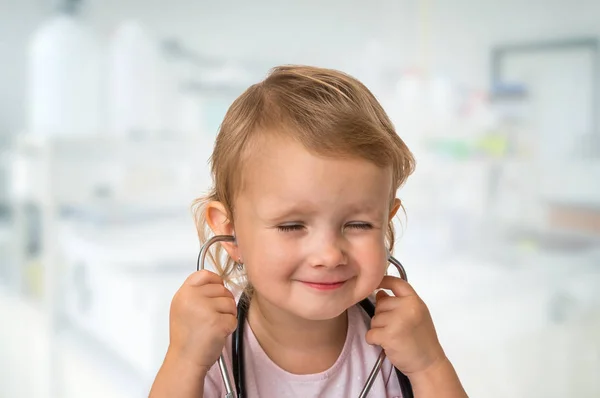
[235,134,393,212]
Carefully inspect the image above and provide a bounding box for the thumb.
[375,289,389,302]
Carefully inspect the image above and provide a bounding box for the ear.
[205,201,240,261]
[389,198,401,221]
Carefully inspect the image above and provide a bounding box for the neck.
[247,293,348,374]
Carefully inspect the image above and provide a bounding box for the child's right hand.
[166,270,238,374]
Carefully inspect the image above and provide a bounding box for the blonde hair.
[193,65,415,288]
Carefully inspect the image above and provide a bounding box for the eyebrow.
[260,201,317,223]
[259,200,385,223]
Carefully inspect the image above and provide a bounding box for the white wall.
[1,0,599,134]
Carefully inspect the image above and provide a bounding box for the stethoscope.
[197,235,414,398]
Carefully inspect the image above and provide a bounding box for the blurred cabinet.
[445,304,600,398]
[59,222,194,377]
[8,133,211,397]
[424,253,600,398]
[506,311,600,397]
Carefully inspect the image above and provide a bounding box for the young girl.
[150,65,467,397]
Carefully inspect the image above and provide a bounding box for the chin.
[291,298,352,321]
[297,307,346,321]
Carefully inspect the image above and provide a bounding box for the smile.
[300,281,347,291]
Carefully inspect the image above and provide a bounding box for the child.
[150,65,467,397]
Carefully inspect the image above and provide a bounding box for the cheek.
[354,239,388,283]
[235,228,297,285]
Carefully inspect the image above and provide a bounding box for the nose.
[308,232,347,268]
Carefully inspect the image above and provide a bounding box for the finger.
[374,291,399,314]
[375,289,388,302]
[365,327,385,346]
[209,297,238,316]
[370,310,397,329]
[201,283,236,300]
[220,313,238,335]
[378,275,417,298]
[185,270,224,286]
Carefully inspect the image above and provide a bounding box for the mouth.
[300,280,347,291]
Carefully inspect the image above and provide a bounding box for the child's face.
[212,135,399,321]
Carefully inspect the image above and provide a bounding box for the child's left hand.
[365,275,446,375]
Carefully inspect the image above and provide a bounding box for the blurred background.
[1,0,599,397]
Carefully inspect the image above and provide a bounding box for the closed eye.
[277,224,305,232]
[277,222,374,232]
[346,222,373,230]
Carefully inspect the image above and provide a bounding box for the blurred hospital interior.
[0,0,599,397]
